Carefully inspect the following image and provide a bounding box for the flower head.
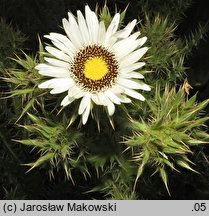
[36,5,151,124]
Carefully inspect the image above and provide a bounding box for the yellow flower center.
[84,57,108,81]
[71,45,119,92]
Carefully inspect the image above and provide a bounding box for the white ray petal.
[114,19,137,38]
[113,32,141,52]
[85,5,99,43]
[104,90,121,105]
[110,84,124,94]
[82,99,91,125]
[106,36,118,49]
[78,92,91,115]
[44,57,70,68]
[68,12,84,44]
[136,37,147,47]
[50,86,70,94]
[45,37,74,58]
[46,33,76,53]
[124,88,145,101]
[62,18,81,49]
[38,78,73,89]
[61,95,75,106]
[49,79,74,92]
[38,70,69,78]
[45,35,75,58]
[91,93,101,105]
[118,78,142,89]
[90,13,99,43]
[45,46,72,62]
[38,79,56,89]
[96,92,109,106]
[74,90,85,99]
[77,10,90,45]
[97,21,106,44]
[107,13,120,34]
[117,94,132,103]
[120,62,145,73]
[36,64,70,78]
[104,13,120,45]
[118,78,151,91]
[97,92,115,115]
[121,72,144,79]
[85,5,93,26]
[137,82,151,91]
[107,100,115,116]
[120,47,148,68]
[114,37,147,59]
[127,31,141,40]
[85,6,93,43]
[68,85,85,99]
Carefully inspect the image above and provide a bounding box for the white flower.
[36,5,151,125]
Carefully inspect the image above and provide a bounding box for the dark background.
[1,0,209,199]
